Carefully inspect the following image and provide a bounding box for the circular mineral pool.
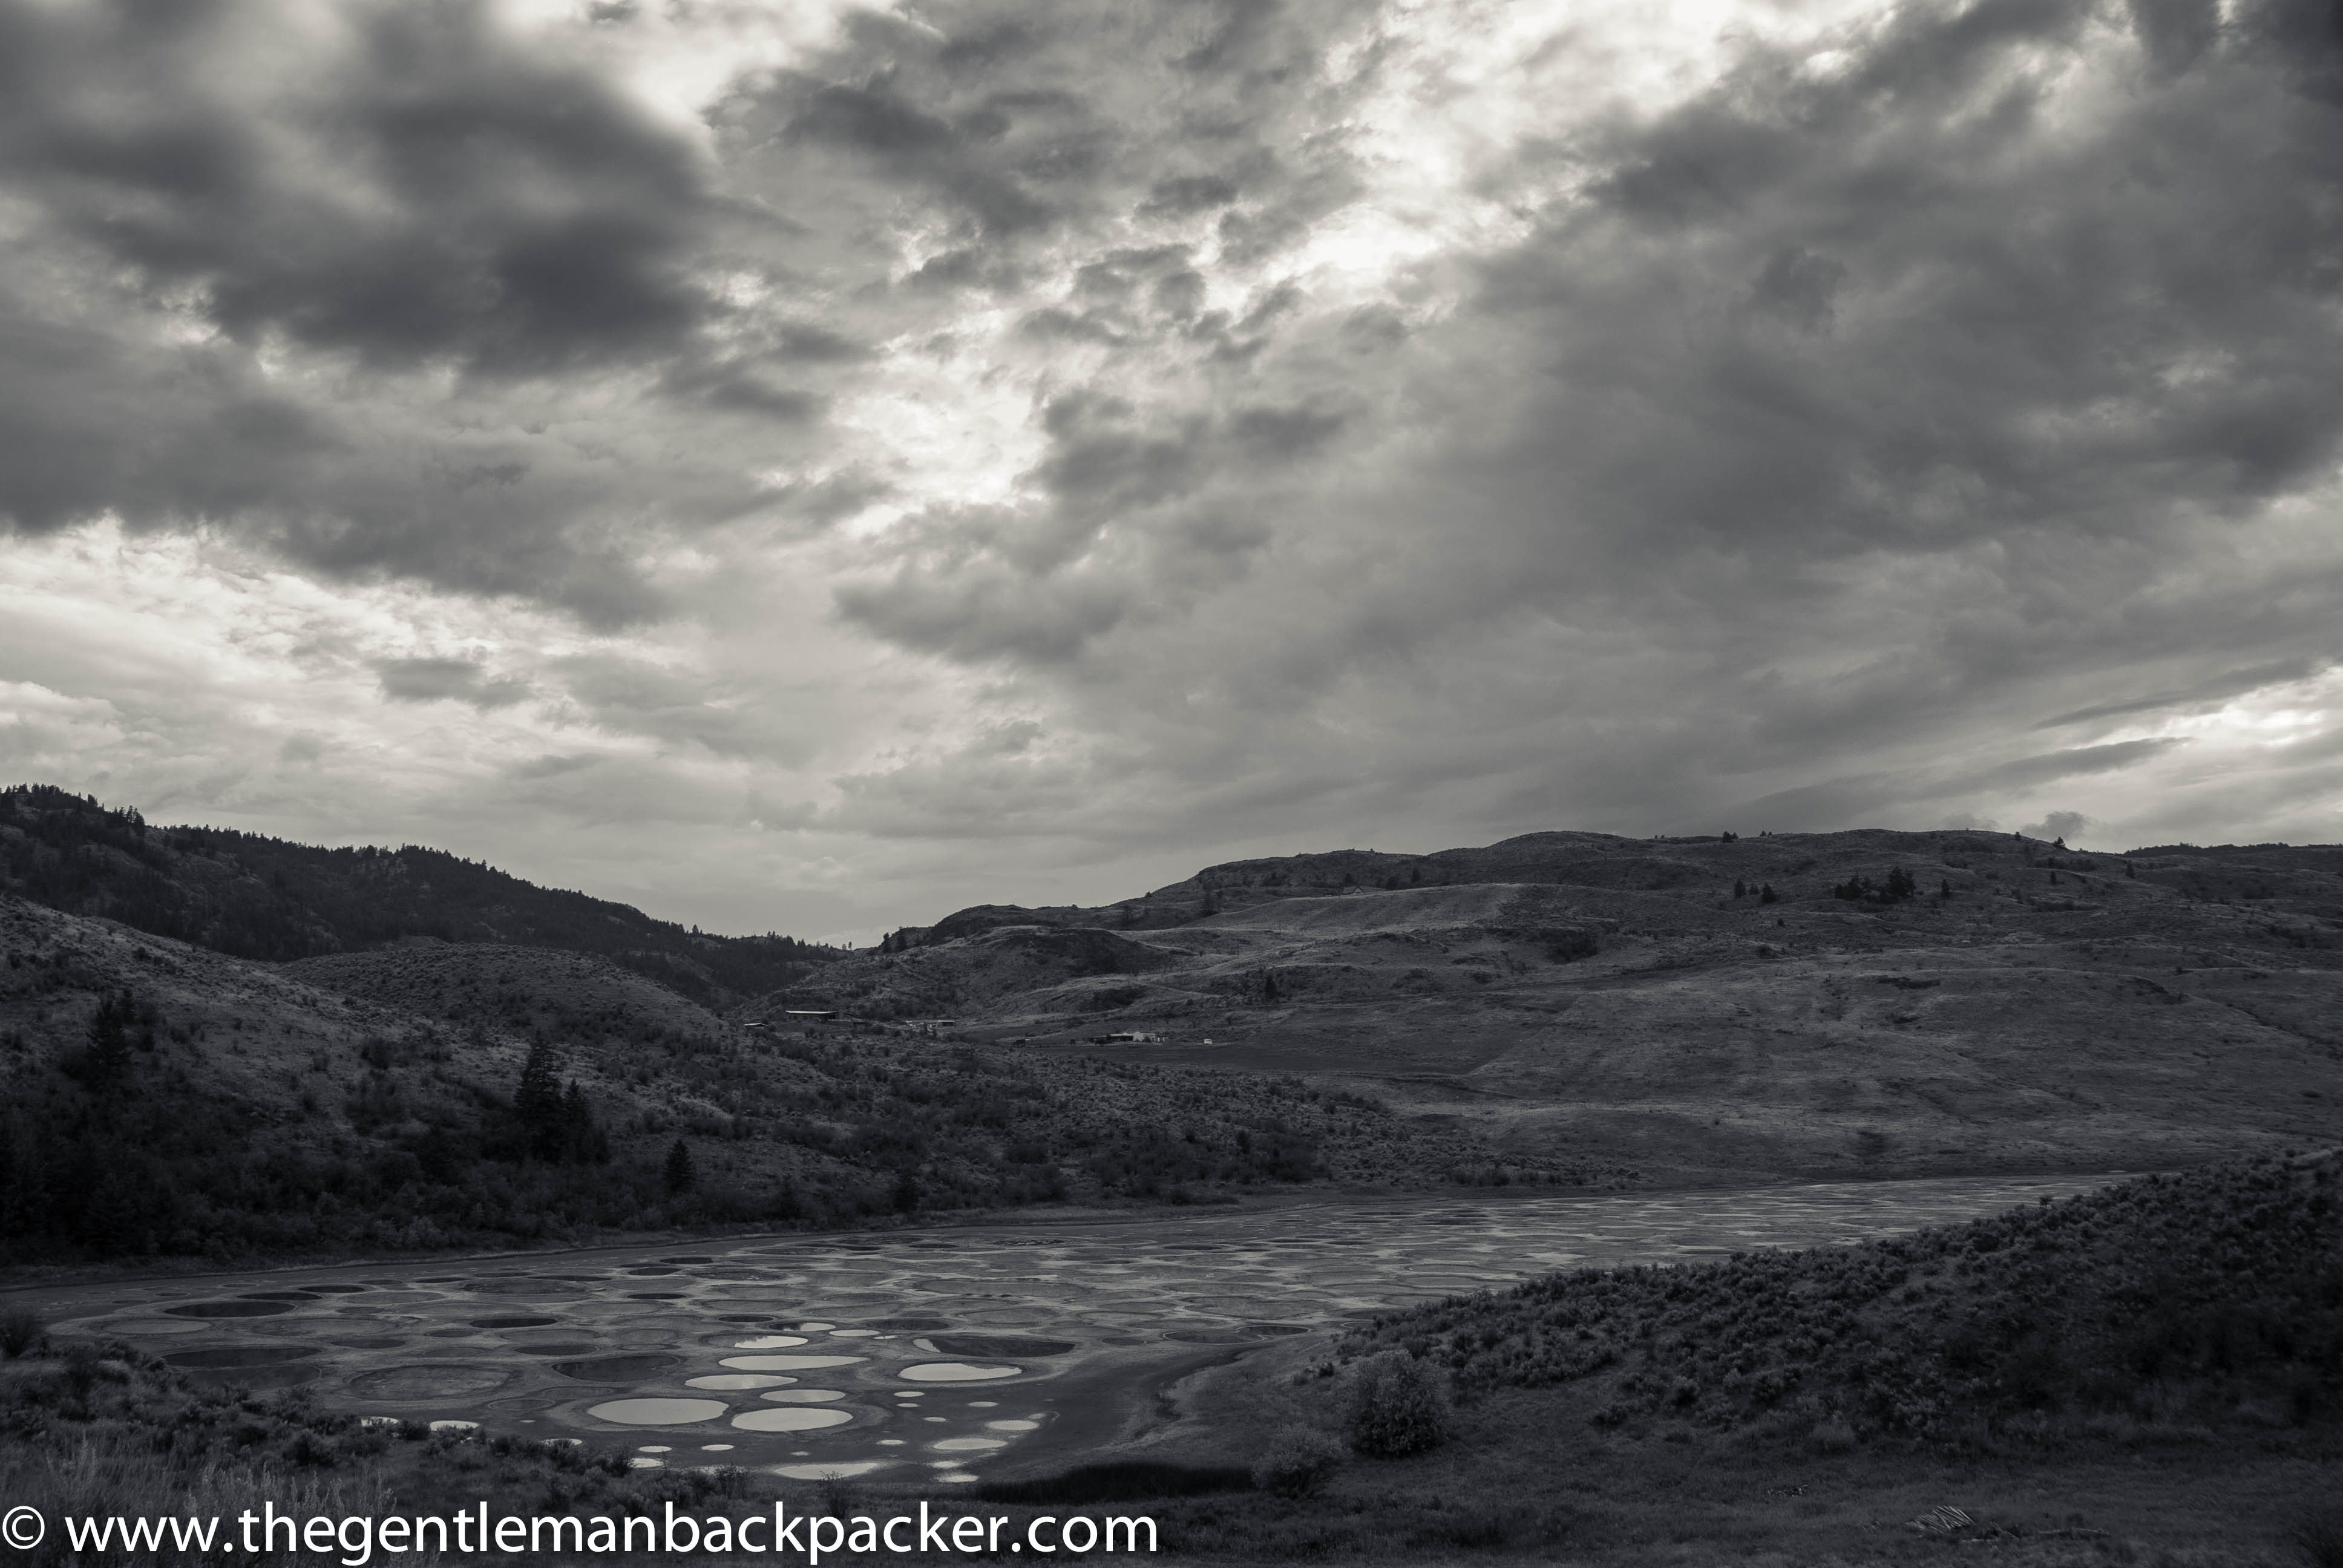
[984,1420,1041,1432]
[826,1329,880,1339]
[466,1279,588,1296]
[928,1335,1074,1357]
[759,1389,846,1404]
[165,1346,315,1370]
[730,1336,808,1350]
[898,1363,1020,1383]
[165,1301,293,1319]
[932,1437,1007,1452]
[349,1365,514,1400]
[772,1460,893,1480]
[628,1457,664,1469]
[553,1354,684,1382]
[103,1319,204,1336]
[471,1316,559,1330]
[588,1398,729,1426]
[729,1408,853,1433]
[719,1354,865,1372]
[688,1374,796,1391]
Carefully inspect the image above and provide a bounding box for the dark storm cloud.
[374,657,531,710]
[812,0,2343,849]
[546,655,818,763]
[837,387,1332,663]
[710,0,1363,260]
[0,0,715,376]
[1723,739,2191,831]
[0,0,804,627]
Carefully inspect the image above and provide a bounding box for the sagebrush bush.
[2298,1512,2343,1568]
[1346,1351,1452,1457]
[0,1310,42,1359]
[1250,1423,1346,1498]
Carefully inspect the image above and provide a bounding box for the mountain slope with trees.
[0,784,832,1007]
[0,893,1597,1268]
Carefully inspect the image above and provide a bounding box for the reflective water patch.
[729,1407,853,1432]
[587,1398,729,1426]
[898,1363,1020,1383]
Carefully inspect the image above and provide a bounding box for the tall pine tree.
[514,1040,564,1160]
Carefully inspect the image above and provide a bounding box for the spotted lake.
[21,1174,2103,1486]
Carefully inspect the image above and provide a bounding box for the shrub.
[1346,1350,1452,1457]
[1809,1416,1857,1454]
[975,1462,1250,1505]
[1251,1423,1346,1498]
[0,1310,44,1359]
[2298,1512,2343,1568]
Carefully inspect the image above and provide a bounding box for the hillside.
[280,945,730,1053]
[1113,1155,2343,1563]
[755,829,2343,1182]
[0,895,1596,1267]
[1339,1151,2343,1441]
[0,785,831,1007]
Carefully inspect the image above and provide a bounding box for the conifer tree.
[664,1138,696,1195]
[514,1040,563,1159]
[560,1081,610,1164]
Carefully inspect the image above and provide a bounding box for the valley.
[4,787,2340,1563]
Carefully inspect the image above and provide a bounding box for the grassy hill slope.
[764,829,2343,1182]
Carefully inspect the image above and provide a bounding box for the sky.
[2,0,2340,946]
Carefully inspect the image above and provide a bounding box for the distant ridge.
[0,783,836,1007]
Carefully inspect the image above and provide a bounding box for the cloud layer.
[2,0,2339,939]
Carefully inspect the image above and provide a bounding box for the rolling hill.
[750,829,2343,1183]
[0,784,832,1007]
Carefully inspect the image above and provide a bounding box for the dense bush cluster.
[1345,1351,1453,1457]
[0,956,1614,1263]
[1343,1155,2343,1442]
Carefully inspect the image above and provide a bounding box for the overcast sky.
[2,0,2339,944]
